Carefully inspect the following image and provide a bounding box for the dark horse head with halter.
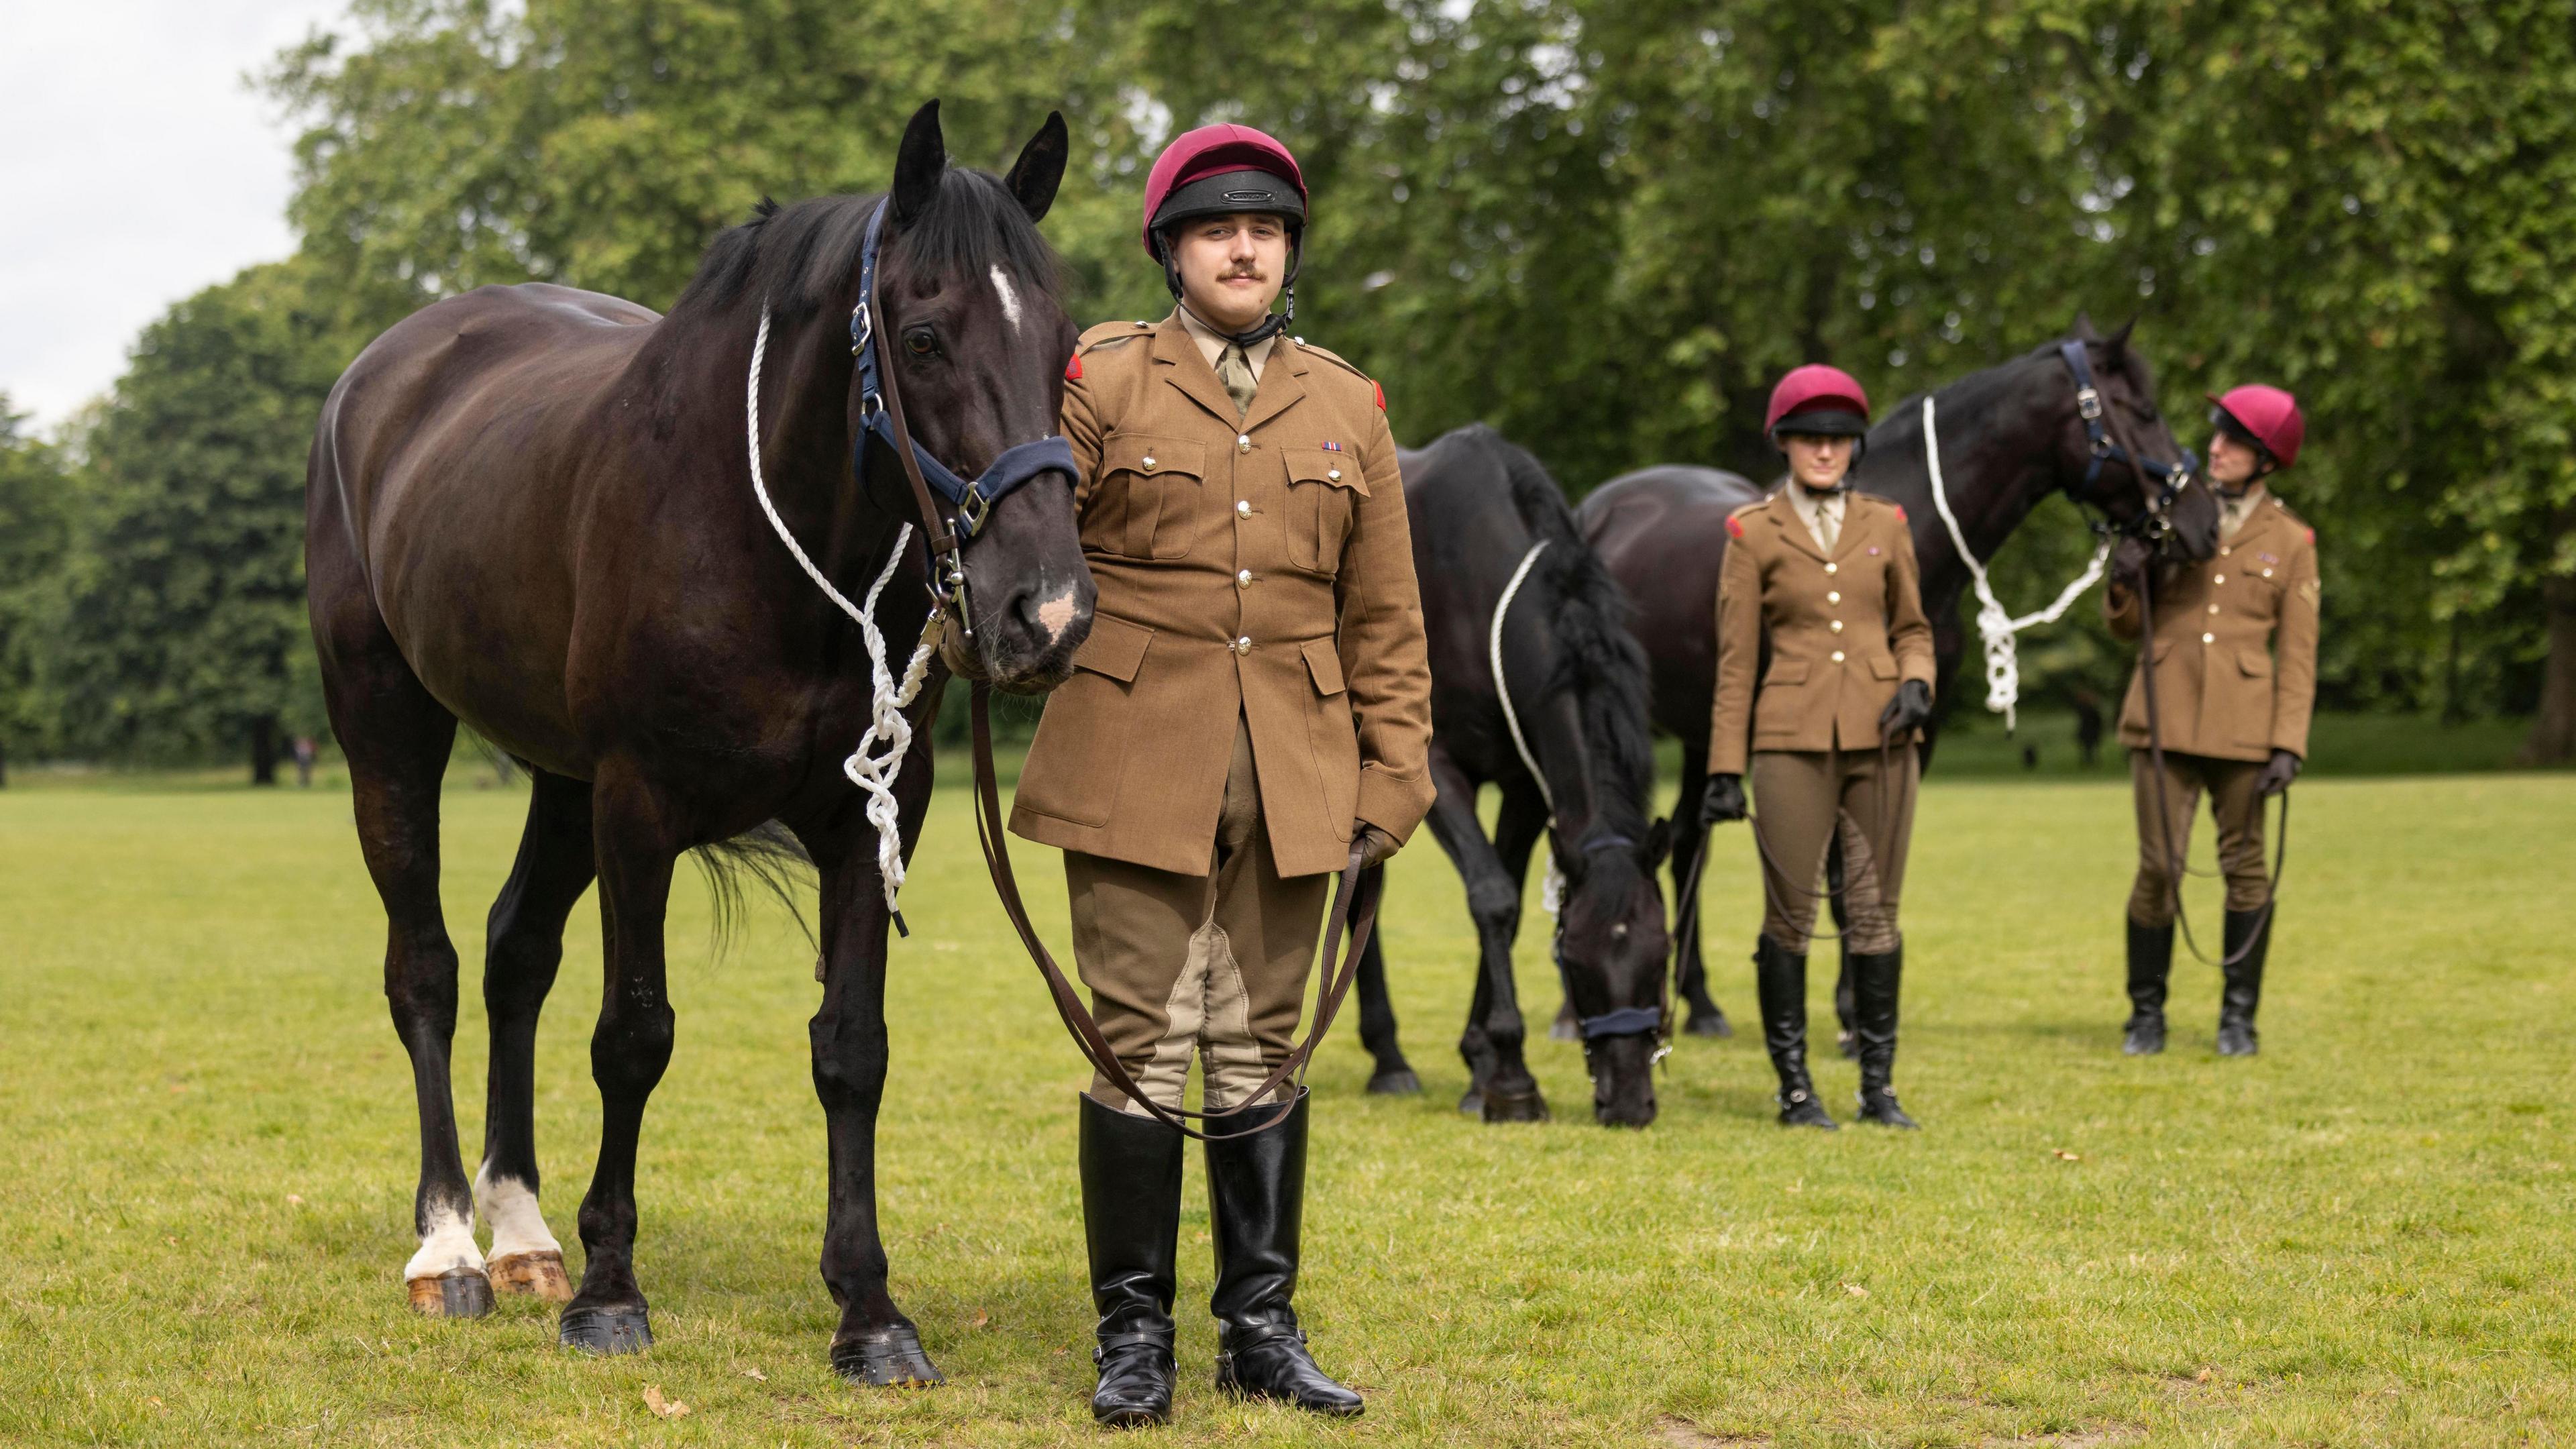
[2056,337,2198,543]
[848,200,1078,630]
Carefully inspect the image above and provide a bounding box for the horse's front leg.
[1354,929,1420,1094]
[558,763,680,1354]
[796,739,941,1387]
[1424,753,1545,1123]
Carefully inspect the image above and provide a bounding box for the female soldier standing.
[1699,366,1937,1128]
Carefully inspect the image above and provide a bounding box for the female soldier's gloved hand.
[2110,536,2157,592]
[1699,773,1748,828]
[1879,679,1935,739]
[1350,824,1401,871]
[2255,748,2302,796]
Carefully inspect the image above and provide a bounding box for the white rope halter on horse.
[1491,539,1568,914]
[1921,394,2110,732]
[747,305,943,919]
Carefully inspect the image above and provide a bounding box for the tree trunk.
[2519,507,2576,766]
[250,714,280,786]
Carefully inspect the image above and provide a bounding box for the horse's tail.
[690,821,817,959]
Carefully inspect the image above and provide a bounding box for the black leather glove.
[2255,748,2301,797]
[2110,536,2157,592]
[1879,678,1935,739]
[1350,824,1400,871]
[1699,773,1748,829]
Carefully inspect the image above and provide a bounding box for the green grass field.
[4,760,2571,1447]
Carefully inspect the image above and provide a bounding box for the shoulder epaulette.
[1077,320,1154,352]
[1289,336,1371,384]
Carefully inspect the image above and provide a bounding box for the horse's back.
[1576,466,1766,745]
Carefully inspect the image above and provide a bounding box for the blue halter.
[847,201,1077,541]
[2056,338,2195,529]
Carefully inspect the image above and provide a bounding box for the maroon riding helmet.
[1139,123,1309,343]
[1766,364,1873,465]
[2206,384,2304,474]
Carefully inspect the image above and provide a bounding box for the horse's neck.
[1509,614,1625,849]
[1861,367,2064,621]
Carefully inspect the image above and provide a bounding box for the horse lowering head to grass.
[305,100,1088,1385]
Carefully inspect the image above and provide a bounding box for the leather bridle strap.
[966,681,1382,1140]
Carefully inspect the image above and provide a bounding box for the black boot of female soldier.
[2123,919,2174,1055]
[2216,907,2273,1057]
[1848,943,1919,1128]
[1204,1091,1361,1417]
[1080,1094,1183,1428]
[1754,936,1837,1128]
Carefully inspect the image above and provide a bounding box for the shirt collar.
[1175,306,1275,375]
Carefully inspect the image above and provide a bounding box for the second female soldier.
[1700,366,1936,1129]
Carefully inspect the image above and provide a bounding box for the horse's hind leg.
[1354,930,1420,1094]
[559,762,682,1354]
[1827,837,1858,1058]
[476,769,595,1303]
[321,620,482,1316]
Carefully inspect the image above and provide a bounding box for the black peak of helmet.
[1770,409,1870,442]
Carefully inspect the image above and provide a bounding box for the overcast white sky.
[1,0,347,430]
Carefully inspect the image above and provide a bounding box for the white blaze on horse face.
[402,1203,484,1283]
[1033,584,1080,644]
[475,1164,563,1263]
[990,265,1024,335]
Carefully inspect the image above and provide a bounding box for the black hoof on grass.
[833,1326,944,1386]
[1366,1068,1421,1095]
[1481,1085,1548,1123]
[559,1305,653,1354]
[1684,1008,1733,1038]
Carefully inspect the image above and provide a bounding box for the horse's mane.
[1455,424,1658,839]
[669,169,1063,323]
[1874,330,2151,462]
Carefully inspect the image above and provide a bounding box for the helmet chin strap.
[1159,230,1301,347]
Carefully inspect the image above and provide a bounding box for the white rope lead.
[1921,395,2110,733]
[747,305,943,917]
[1490,539,1566,914]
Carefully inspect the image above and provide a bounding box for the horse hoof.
[488,1250,575,1303]
[833,1326,945,1387]
[407,1267,494,1319]
[559,1305,653,1354]
[1367,1069,1421,1095]
[1481,1087,1549,1124]
[1686,1010,1733,1038]
[1457,1089,1483,1116]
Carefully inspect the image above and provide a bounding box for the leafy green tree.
[54,263,335,780]
[0,397,76,782]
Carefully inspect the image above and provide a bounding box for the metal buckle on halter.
[2091,434,2116,458]
[957,484,991,537]
[2076,385,2103,421]
[851,298,873,359]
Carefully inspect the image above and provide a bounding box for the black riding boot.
[1080,1093,1183,1428]
[2216,906,2273,1057]
[1848,943,1918,1128]
[2123,918,2174,1055]
[1205,1091,1362,1417]
[1754,936,1836,1129]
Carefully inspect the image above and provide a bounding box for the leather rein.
[853,202,1381,1141]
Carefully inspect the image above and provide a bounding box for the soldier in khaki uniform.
[1701,366,1937,1130]
[2107,384,2316,1057]
[1010,123,1433,1426]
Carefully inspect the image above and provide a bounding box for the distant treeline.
[3,0,2569,779]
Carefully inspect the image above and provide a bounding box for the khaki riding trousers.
[1065,716,1331,1116]
[1750,747,1919,954]
[2127,749,2271,925]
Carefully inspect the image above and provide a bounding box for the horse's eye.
[904,327,937,357]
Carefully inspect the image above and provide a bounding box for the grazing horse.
[1579,319,2212,1037]
[307,102,1090,1384]
[1351,425,1672,1126]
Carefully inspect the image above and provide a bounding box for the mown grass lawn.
[2,761,2570,1447]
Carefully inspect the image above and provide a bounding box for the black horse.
[1352,425,1672,1126]
[1578,319,2213,1038]
[306,102,1090,1384]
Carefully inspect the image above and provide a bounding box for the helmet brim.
[1771,409,1870,441]
[1150,169,1306,239]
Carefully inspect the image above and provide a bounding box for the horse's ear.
[1645,818,1673,869]
[2071,311,2100,341]
[2108,313,2137,354]
[1006,111,1069,224]
[892,99,947,225]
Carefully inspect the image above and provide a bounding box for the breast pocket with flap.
[1089,435,1202,560]
[1283,448,1366,574]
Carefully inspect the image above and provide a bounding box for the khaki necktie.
[1217,343,1258,420]
[1818,496,1839,553]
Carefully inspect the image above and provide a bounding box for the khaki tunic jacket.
[2105,494,2319,762]
[1709,490,1937,775]
[1008,315,1436,879]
